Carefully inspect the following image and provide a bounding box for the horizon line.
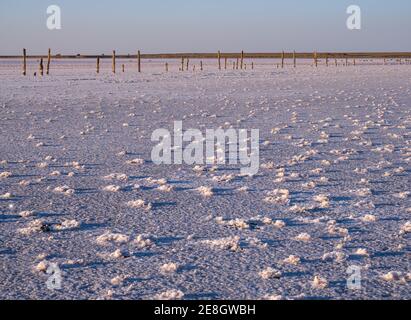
[1,51,411,60]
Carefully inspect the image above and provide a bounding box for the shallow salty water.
[0,62,410,300]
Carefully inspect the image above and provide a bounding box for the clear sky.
[0,0,410,54]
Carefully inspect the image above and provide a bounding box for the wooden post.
[96,57,100,73]
[218,51,221,70]
[186,58,189,71]
[39,58,44,76]
[251,62,254,70]
[314,51,318,67]
[122,64,125,72]
[224,57,227,70]
[335,58,337,67]
[281,51,285,68]
[165,62,169,72]
[384,58,386,65]
[23,48,27,76]
[200,61,203,71]
[233,61,235,70]
[46,48,51,75]
[345,57,348,66]
[353,59,356,66]
[138,50,141,73]
[240,51,244,69]
[326,55,329,67]
[112,50,116,73]
[181,57,184,71]
[236,58,239,70]
[293,51,296,68]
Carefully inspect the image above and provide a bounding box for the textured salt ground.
[0,61,410,300]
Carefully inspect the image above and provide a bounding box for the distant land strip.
[1,52,411,59]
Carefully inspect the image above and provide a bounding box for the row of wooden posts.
[179,51,255,72]
[22,49,409,76]
[107,50,142,74]
[23,48,52,76]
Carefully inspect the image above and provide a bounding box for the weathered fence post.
[165,62,169,72]
[345,57,348,66]
[112,50,116,73]
[122,64,125,72]
[186,58,189,71]
[314,51,318,67]
[335,58,337,67]
[240,51,244,69]
[96,57,100,73]
[281,51,285,68]
[293,51,296,68]
[23,48,27,76]
[39,58,44,76]
[46,48,51,75]
[353,59,356,66]
[233,61,235,70]
[181,57,184,71]
[224,57,227,70]
[200,60,203,71]
[218,51,221,70]
[326,54,329,67]
[138,50,141,73]
[251,62,254,70]
[236,58,239,70]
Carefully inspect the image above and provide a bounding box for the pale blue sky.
[0,0,410,54]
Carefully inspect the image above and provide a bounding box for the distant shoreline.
[1,52,411,60]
